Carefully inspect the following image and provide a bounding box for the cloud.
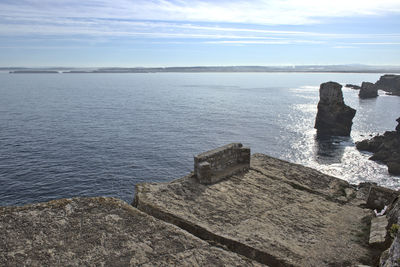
[206,40,324,45]
[351,42,400,45]
[1,0,400,26]
[333,46,357,49]
[0,0,400,50]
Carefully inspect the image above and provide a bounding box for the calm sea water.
[1,72,399,206]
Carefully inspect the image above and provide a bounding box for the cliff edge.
[134,153,385,266]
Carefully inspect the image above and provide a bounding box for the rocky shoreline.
[345,74,400,96]
[1,75,399,266]
[356,118,400,175]
[2,144,399,266]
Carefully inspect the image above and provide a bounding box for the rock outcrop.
[356,117,400,175]
[359,82,379,99]
[396,117,400,133]
[375,74,400,96]
[346,84,361,90]
[134,153,385,266]
[0,197,260,266]
[379,197,400,266]
[314,81,356,136]
[3,143,400,266]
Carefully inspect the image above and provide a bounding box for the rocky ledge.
[356,117,400,175]
[2,145,400,266]
[134,153,394,266]
[0,197,260,266]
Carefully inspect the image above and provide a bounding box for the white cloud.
[0,0,400,25]
[351,42,400,45]
[206,40,324,45]
[333,46,357,49]
[0,0,400,49]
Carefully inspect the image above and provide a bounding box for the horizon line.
[2,64,400,69]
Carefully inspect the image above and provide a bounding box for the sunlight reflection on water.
[0,73,399,206]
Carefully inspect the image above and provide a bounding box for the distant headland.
[4,64,400,74]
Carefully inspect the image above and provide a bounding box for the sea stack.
[359,82,378,99]
[314,81,356,136]
[375,74,400,96]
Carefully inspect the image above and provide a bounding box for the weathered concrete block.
[197,161,211,182]
[369,216,388,246]
[194,143,250,184]
[366,185,399,210]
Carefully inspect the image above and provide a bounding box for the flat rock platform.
[134,153,382,266]
[0,197,261,266]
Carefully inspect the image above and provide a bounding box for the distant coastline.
[5,65,400,74]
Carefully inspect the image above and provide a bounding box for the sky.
[1,0,400,67]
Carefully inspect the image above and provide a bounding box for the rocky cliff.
[356,117,400,175]
[314,81,356,136]
[375,75,400,96]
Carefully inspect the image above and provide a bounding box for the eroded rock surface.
[359,82,378,99]
[356,118,400,175]
[134,154,382,266]
[375,74,400,96]
[380,197,400,267]
[0,197,262,266]
[314,81,356,136]
[380,232,400,267]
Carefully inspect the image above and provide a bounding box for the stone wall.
[194,143,250,184]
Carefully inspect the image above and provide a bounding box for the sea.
[1,72,399,206]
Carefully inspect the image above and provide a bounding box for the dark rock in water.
[346,84,361,90]
[356,118,400,175]
[375,74,400,96]
[359,82,378,99]
[314,81,356,136]
[396,117,400,133]
[388,162,400,175]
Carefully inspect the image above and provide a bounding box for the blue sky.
[1,0,400,67]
